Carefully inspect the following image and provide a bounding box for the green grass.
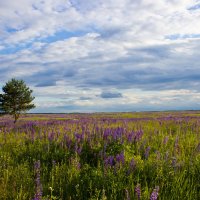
[0,112,200,199]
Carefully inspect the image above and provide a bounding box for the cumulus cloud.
[1,0,200,112]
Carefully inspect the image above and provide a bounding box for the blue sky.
[1,0,200,112]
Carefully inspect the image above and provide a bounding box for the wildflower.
[74,143,82,155]
[33,160,42,200]
[113,127,123,140]
[129,158,136,171]
[135,184,141,200]
[134,129,143,142]
[116,152,125,165]
[64,134,72,150]
[174,136,180,153]
[74,132,84,142]
[77,162,81,170]
[145,146,151,159]
[48,132,55,142]
[104,156,115,167]
[127,132,134,143]
[103,128,110,140]
[150,186,159,200]
[77,146,82,155]
[172,157,176,168]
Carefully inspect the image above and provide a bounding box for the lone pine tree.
[0,78,35,123]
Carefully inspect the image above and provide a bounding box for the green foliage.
[80,142,100,167]
[0,78,35,123]
[106,141,123,156]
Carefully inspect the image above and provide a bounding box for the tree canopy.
[0,78,35,123]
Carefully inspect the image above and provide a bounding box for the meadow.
[0,111,200,200]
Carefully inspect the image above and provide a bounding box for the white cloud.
[0,0,198,45]
[1,0,200,112]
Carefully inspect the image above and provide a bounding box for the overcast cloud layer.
[1,0,200,112]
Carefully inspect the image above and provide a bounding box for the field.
[0,111,200,200]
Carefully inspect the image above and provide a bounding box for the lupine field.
[0,112,200,200]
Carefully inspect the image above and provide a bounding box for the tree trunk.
[14,115,17,123]
[14,113,19,123]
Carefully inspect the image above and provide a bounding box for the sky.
[1,0,200,113]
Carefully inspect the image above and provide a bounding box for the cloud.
[79,97,92,100]
[35,81,56,87]
[100,92,123,99]
[1,0,200,112]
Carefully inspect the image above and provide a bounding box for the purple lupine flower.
[103,128,110,140]
[113,127,123,141]
[172,157,176,168]
[127,133,133,143]
[134,129,143,142]
[77,146,82,155]
[174,136,180,153]
[135,184,141,200]
[48,132,55,142]
[113,129,118,140]
[127,158,136,175]
[33,160,42,200]
[104,156,115,167]
[150,186,159,200]
[127,131,135,143]
[95,126,100,133]
[77,162,81,170]
[145,146,151,159]
[74,144,82,155]
[116,152,125,165]
[74,132,84,142]
[130,158,136,168]
[64,134,72,150]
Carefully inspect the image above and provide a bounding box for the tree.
[0,78,35,123]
